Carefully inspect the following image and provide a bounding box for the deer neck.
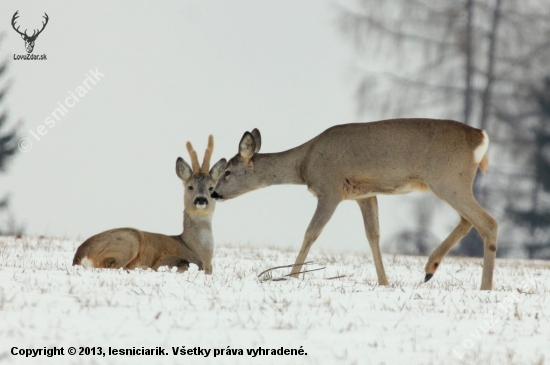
[180,211,214,253]
[253,146,307,186]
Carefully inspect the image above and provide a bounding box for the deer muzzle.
[194,196,208,209]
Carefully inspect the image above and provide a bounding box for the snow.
[0,236,549,365]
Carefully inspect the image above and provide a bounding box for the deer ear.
[209,158,227,182]
[251,128,261,153]
[20,34,25,40]
[239,132,256,161]
[176,157,192,181]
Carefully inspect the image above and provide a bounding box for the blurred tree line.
[0,36,22,235]
[338,0,550,258]
[508,78,550,258]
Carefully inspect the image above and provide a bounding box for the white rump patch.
[474,130,489,163]
[81,257,94,268]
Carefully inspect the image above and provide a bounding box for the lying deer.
[212,119,498,290]
[73,136,226,274]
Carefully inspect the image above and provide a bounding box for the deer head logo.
[12,11,49,54]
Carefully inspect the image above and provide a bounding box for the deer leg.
[98,241,139,269]
[357,197,389,286]
[289,196,341,278]
[203,248,214,275]
[430,185,498,290]
[153,252,190,273]
[424,216,472,282]
[202,257,213,275]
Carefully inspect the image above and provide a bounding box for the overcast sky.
[0,1,457,254]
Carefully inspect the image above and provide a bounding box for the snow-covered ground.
[0,236,549,365]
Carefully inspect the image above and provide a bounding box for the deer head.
[212,129,263,201]
[12,11,49,54]
[176,135,227,216]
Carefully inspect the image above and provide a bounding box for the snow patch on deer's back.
[81,257,94,268]
[473,130,489,164]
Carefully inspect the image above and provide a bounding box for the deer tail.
[479,154,489,174]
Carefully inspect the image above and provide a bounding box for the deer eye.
[209,187,214,191]
[188,186,194,191]
[224,171,231,177]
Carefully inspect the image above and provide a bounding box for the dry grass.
[0,236,549,364]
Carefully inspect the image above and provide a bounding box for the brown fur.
[72,228,200,271]
[479,154,489,174]
[342,177,430,200]
[73,135,226,274]
[214,118,498,290]
[411,181,431,192]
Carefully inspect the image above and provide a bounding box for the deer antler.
[186,142,200,172]
[11,12,49,40]
[11,10,50,38]
[11,11,26,37]
[201,135,214,173]
[31,13,49,39]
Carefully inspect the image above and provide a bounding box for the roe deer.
[212,119,497,290]
[73,136,226,274]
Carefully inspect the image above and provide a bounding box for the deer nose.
[194,197,208,207]
[211,191,221,200]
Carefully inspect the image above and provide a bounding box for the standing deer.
[212,119,498,290]
[73,136,226,274]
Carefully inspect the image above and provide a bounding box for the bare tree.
[506,77,550,259]
[0,35,22,235]
[338,0,550,256]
